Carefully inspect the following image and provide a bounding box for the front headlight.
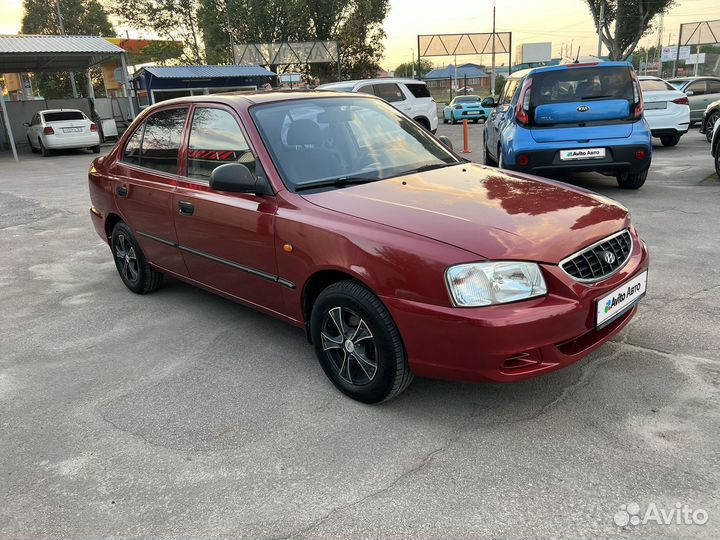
[445,261,547,307]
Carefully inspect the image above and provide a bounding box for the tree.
[494,74,505,95]
[394,59,433,78]
[21,0,115,98]
[111,0,205,64]
[586,0,676,61]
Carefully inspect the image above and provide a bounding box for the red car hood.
[301,163,629,263]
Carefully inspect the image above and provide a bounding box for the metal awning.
[0,34,135,162]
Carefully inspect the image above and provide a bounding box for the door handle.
[116,185,128,197]
[178,201,195,216]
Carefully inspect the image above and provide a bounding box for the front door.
[172,105,284,314]
[112,107,189,277]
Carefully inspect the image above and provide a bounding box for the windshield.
[251,97,459,190]
[640,79,674,92]
[454,96,480,103]
[668,80,685,90]
[531,66,633,105]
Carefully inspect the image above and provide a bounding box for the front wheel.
[310,280,413,404]
[714,146,720,177]
[705,111,720,143]
[660,134,681,147]
[484,140,497,166]
[616,168,648,189]
[111,222,164,294]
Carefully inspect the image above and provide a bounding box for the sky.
[0,0,716,69]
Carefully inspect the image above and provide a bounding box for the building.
[132,65,277,108]
[423,63,490,91]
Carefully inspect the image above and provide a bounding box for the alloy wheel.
[114,233,139,283]
[320,306,378,385]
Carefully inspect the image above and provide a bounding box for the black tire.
[714,146,720,178]
[91,145,101,154]
[616,168,648,189]
[443,116,448,124]
[706,111,720,143]
[39,139,49,157]
[451,113,457,125]
[473,118,479,123]
[110,222,163,294]
[27,136,38,153]
[484,141,497,166]
[310,280,413,404]
[660,134,681,147]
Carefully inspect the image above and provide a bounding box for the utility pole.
[490,0,496,96]
[55,0,78,98]
[226,0,237,64]
[597,1,605,58]
[655,12,664,75]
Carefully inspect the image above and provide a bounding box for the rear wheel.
[660,134,681,147]
[39,139,49,157]
[616,168,648,189]
[705,111,720,143]
[91,145,101,153]
[310,280,413,404]
[111,222,163,294]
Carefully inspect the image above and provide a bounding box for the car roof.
[40,109,84,114]
[319,78,425,88]
[669,76,720,81]
[638,75,662,80]
[145,90,376,110]
[508,61,633,79]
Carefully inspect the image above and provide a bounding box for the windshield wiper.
[294,176,377,192]
[398,162,460,177]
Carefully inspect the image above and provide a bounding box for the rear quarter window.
[404,83,431,98]
[43,111,85,122]
[531,66,633,105]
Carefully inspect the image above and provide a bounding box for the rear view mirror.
[685,90,694,96]
[481,97,497,108]
[210,163,262,195]
[437,135,453,151]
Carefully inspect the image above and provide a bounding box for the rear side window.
[499,79,520,106]
[123,126,144,166]
[709,80,720,93]
[531,67,633,105]
[373,83,406,103]
[640,79,674,92]
[139,108,187,175]
[43,111,84,122]
[405,83,431,98]
[186,107,256,182]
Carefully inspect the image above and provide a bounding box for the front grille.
[560,230,632,282]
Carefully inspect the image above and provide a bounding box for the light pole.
[490,0,496,96]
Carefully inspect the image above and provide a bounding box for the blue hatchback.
[482,61,652,189]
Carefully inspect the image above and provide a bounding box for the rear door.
[113,106,189,276]
[172,105,284,313]
[373,82,413,117]
[529,66,635,142]
[685,80,709,121]
[402,82,435,125]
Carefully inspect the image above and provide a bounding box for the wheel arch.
[413,116,431,130]
[104,212,123,241]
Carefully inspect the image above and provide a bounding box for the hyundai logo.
[577,106,590,112]
[601,251,616,264]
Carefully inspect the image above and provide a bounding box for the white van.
[317,78,439,133]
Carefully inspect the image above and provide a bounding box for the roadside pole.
[597,1,605,58]
[0,85,19,162]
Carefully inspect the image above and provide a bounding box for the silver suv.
[317,78,439,133]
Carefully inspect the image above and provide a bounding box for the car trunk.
[44,112,91,139]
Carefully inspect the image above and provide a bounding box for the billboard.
[233,41,339,65]
[660,46,690,62]
[418,33,512,57]
[516,42,552,63]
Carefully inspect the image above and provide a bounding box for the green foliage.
[394,59,433,78]
[21,0,115,98]
[586,0,675,60]
[494,74,505,96]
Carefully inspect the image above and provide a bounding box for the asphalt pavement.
[0,129,718,539]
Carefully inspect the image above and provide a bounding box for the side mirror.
[210,163,263,195]
[437,135,453,151]
[23,122,30,127]
[481,97,497,108]
[685,90,694,96]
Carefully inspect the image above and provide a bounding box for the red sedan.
[88,92,649,403]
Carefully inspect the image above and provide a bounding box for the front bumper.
[383,234,649,383]
[504,144,651,176]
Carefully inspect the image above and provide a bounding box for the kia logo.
[601,251,616,264]
[577,106,590,112]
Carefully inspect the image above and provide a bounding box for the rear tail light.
[43,126,54,135]
[635,149,647,160]
[515,77,533,125]
[631,74,644,120]
[454,104,463,109]
[672,96,689,106]
[90,123,98,132]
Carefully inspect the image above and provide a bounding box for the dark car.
[700,98,720,143]
[88,92,649,403]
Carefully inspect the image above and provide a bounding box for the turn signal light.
[672,96,689,106]
[43,126,54,135]
[90,123,98,132]
[635,149,647,160]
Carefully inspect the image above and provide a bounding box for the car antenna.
[575,46,581,63]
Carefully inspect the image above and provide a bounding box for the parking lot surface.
[1,130,719,539]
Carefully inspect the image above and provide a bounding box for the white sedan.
[25,109,101,156]
[638,76,691,147]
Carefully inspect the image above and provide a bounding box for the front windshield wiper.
[294,176,378,192]
[397,162,461,177]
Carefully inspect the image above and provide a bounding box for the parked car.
[88,92,649,403]
[443,95,490,124]
[711,112,720,176]
[638,76,690,147]
[483,61,652,189]
[25,109,100,156]
[700,98,720,143]
[667,76,720,124]
[316,78,438,133]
